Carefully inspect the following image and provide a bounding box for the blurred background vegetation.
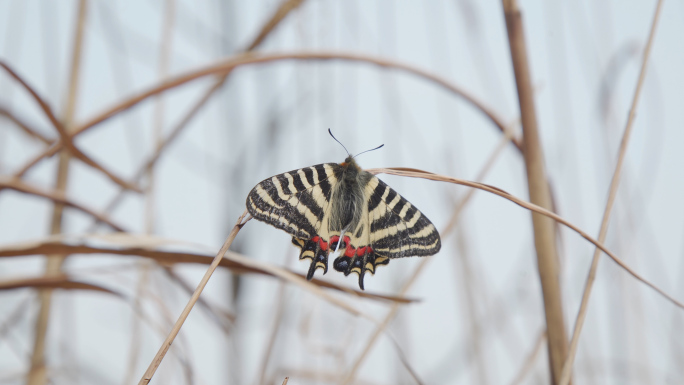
[0,0,683,384]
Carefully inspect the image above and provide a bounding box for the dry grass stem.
[244,0,305,52]
[26,2,88,384]
[137,210,250,385]
[502,1,568,382]
[340,138,511,384]
[370,167,684,309]
[558,1,665,384]
[0,275,122,296]
[14,50,515,180]
[0,60,142,193]
[0,176,125,231]
[0,233,413,304]
[0,105,52,144]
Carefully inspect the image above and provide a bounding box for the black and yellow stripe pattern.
[247,158,440,290]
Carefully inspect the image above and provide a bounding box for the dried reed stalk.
[502,1,568,383]
[13,50,516,180]
[371,168,684,310]
[558,1,664,384]
[339,135,512,385]
[137,211,250,385]
[27,2,88,384]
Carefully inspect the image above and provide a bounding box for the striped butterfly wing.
[247,163,345,280]
[331,174,441,289]
[247,162,441,290]
[366,176,441,258]
[246,163,340,240]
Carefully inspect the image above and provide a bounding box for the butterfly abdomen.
[328,158,372,233]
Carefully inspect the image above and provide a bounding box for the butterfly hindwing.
[366,176,441,258]
[331,175,441,289]
[247,163,345,279]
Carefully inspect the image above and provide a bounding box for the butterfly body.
[246,156,440,290]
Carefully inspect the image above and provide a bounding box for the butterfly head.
[340,156,361,171]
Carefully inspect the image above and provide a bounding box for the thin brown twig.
[339,140,511,385]
[17,50,517,179]
[0,176,124,231]
[90,0,308,229]
[0,234,413,304]
[0,275,122,296]
[0,105,52,144]
[0,60,141,193]
[502,1,568,382]
[137,211,251,385]
[243,0,304,52]
[369,167,684,309]
[558,1,665,384]
[135,212,383,384]
[86,79,227,232]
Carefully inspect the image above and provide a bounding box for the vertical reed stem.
[27,1,88,384]
[502,1,568,383]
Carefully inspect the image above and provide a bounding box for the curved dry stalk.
[0,275,122,296]
[340,136,511,385]
[442,125,515,236]
[17,50,516,178]
[0,176,125,231]
[136,211,383,384]
[558,1,664,384]
[73,53,512,141]
[0,105,52,144]
[0,233,413,304]
[368,167,684,310]
[0,60,141,193]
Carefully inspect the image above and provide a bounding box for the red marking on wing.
[344,245,355,257]
[310,235,373,256]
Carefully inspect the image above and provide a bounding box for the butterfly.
[246,131,441,290]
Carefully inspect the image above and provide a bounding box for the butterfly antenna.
[328,129,351,157]
[352,143,385,159]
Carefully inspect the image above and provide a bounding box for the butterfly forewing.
[247,163,340,239]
